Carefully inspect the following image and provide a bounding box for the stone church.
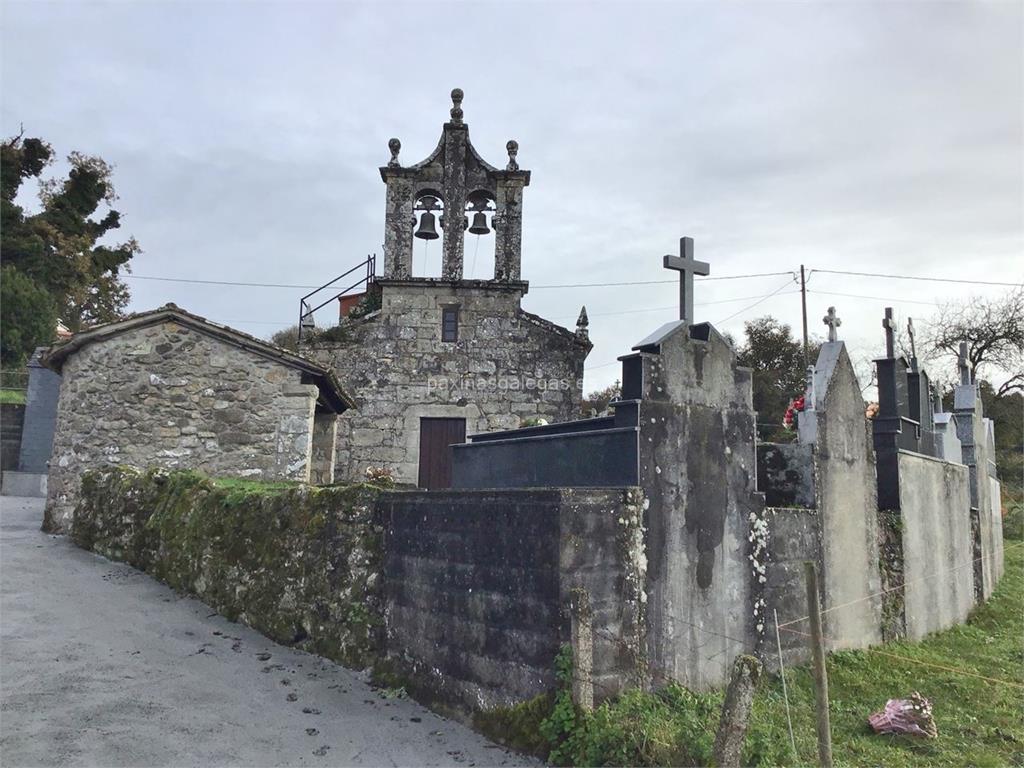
[303,90,591,487]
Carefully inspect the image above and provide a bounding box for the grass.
[0,389,26,405]
[747,540,1024,767]
[510,541,1024,766]
[211,475,301,492]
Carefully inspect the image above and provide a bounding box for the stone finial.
[575,306,589,341]
[822,306,841,343]
[907,317,917,365]
[450,88,464,124]
[506,139,519,171]
[388,138,401,167]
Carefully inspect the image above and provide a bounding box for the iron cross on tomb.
[662,236,710,323]
[883,307,896,358]
[907,317,918,368]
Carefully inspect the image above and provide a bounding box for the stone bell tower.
[380,88,531,282]
[304,89,589,489]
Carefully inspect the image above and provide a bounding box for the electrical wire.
[812,269,1021,288]
[121,270,798,290]
[807,289,939,307]
[714,277,799,324]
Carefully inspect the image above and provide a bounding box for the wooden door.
[417,417,467,489]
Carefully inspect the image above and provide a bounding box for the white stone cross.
[662,236,710,323]
[822,306,841,343]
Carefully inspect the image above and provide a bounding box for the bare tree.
[924,288,1024,396]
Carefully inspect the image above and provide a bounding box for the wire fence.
[0,369,29,392]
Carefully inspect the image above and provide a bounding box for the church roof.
[42,304,356,413]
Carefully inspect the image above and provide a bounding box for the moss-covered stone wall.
[74,467,385,667]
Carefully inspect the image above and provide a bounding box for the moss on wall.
[876,508,906,642]
[74,467,385,667]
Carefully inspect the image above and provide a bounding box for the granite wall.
[73,467,386,667]
[305,280,589,485]
[44,321,322,532]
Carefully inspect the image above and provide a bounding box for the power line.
[555,290,802,322]
[714,277,798,325]
[807,289,939,307]
[583,281,800,372]
[122,271,797,291]
[812,269,1022,288]
[531,272,794,289]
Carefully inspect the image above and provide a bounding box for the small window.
[442,307,459,342]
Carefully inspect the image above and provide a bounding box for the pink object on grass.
[868,692,938,738]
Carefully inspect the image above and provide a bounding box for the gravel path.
[0,496,531,767]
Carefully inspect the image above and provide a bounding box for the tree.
[270,325,301,352]
[924,288,1024,396]
[581,380,621,416]
[1,132,138,341]
[0,266,57,368]
[736,316,821,439]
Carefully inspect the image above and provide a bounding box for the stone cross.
[822,306,841,343]
[958,341,971,385]
[883,307,896,358]
[907,317,917,366]
[663,236,710,323]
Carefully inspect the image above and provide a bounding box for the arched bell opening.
[412,191,445,278]
[464,190,496,280]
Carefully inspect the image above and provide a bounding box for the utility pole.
[800,265,809,367]
[805,561,833,768]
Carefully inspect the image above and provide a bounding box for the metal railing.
[297,254,376,342]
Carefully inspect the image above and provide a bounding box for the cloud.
[2,0,1020,389]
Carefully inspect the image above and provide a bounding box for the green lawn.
[514,541,1023,767]
[0,389,26,405]
[748,540,1024,767]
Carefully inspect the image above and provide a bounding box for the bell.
[468,211,490,235]
[414,211,440,240]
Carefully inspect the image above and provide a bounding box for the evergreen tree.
[1,131,139,366]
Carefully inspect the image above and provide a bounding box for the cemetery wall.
[895,451,974,640]
[379,487,647,710]
[43,322,322,533]
[635,327,763,691]
[762,506,820,668]
[955,399,1003,599]
[812,344,883,650]
[304,281,589,485]
[756,443,813,508]
[72,467,386,667]
[987,476,1004,586]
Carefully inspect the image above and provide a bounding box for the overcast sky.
[3,0,1021,392]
